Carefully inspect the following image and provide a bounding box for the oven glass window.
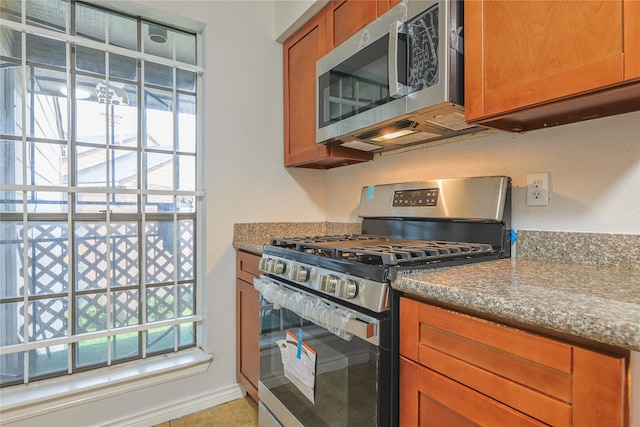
[318,35,398,129]
[260,300,387,426]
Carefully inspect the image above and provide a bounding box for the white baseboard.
[101,384,246,427]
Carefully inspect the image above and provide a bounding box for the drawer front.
[236,251,261,283]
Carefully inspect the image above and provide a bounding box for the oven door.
[255,275,390,427]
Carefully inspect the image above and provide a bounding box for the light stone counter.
[393,258,640,351]
[232,222,361,255]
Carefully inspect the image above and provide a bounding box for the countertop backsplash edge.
[234,224,639,270]
[517,230,640,270]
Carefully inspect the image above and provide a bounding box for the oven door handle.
[254,276,379,344]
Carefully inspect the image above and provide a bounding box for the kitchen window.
[0,0,203,387]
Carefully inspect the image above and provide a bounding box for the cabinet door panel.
[236,250,261,283]
[625,0,640,79]
[573,346,626,426]
[329,0,377,47]
[236,251,261,402]
[236,278,260,401]
[466,0,628,124]
[482,0,623,116]
[399,357,546,427]
[284,13,329,166]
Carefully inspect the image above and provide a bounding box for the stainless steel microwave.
[316,0,482,153]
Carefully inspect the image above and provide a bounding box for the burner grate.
[336,241,494,266]
[268,235,495,268]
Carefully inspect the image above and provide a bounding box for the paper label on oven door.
[277,330,317,404]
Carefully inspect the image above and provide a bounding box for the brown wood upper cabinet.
[327,0,402,47]
[283,7,373,168]
[327,0,377,47]
[377,0,403,16]
[465,0,640,132]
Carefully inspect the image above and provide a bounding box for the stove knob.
[259,257,269,272]
[271,260,286,275]
[336,278,357,299]
[290,265,309,282]
[320,275,338,293]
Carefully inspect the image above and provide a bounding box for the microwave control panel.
[392,188,439,207]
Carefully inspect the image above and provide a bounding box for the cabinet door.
[284,11,330,167]
[625,0,640,79]
[399,357,547,427]
[236,278,260,402]
[236,251,261,402]
[466,0,625,122]
[573,346,627,426]
[328,0,377,47]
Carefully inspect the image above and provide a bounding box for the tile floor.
[154,396,258,427]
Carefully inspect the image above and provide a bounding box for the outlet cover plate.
[526,172,550,206]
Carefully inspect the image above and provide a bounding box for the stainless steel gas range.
[255,176,512,426]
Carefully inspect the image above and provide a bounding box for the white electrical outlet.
[526,172,550,206]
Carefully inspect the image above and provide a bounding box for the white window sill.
[0,349,213,424]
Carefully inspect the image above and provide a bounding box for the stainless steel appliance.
[255,176,511,426]
[316,0,483,153]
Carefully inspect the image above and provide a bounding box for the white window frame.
[0,0,208,395]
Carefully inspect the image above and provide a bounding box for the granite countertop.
[393,258,640,351]
[233,222,362,255]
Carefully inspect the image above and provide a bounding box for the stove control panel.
[392,188,439,207]
[258,255,389,312]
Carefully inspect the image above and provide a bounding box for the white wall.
[325,111,640,235]
[274,0,328,42]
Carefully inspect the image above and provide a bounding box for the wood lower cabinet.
[236,251,261,402]
[283,8,372,169]
[465,0,640,132]
[399,298,628,426]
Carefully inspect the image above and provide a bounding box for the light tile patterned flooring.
[154,396,258,427]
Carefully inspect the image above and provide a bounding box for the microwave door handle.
[388,21,408,98]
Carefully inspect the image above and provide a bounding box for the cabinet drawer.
[236,251,261,283]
